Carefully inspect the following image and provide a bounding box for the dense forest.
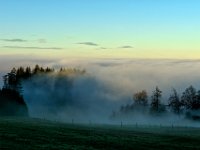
[0,65,200,122]
[0,65,85,117]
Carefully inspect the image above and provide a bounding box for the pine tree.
[181,86,197,110]
[150,86,162,113]
[168,88,181,114]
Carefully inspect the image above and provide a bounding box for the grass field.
[1,117,200,150]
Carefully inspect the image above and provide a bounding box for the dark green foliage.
[0,88,28,116]
[3,65,84,92]
[168,88,182,114]
[0,66,39,117]
[0,65,86,117]
[150,86,165,114]
[195,90,200,109]
[181,86,200,110]
[3,68,20,92]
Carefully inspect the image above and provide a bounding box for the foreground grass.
[1,118,200,150]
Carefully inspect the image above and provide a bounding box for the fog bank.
[1,58,200,125]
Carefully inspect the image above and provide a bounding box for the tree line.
[2,65,54,94]
[1,65,200,121]
[113,86,200,121]
[3,65,85,94]
[0,65,85,117]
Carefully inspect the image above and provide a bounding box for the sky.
[0,0,200,59]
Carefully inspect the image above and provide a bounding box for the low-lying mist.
[2,58,200,126]
[22,72,126,123]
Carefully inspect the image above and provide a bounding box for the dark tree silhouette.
[168,88,182,114]
[150,86,164,114]
[0,65,87,117]
[113,85,200,120]
[181,86,200,110]
[3,68,21,93]
[32,64,41,74]
[195,90,200,109]
[3,67,27,94]
[0,88,28,116]
[25,67,32,78]
[45,67,54,73]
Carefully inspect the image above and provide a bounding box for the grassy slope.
[1,118,200,150]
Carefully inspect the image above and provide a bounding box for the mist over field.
[1,57,200,125]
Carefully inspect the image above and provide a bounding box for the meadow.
[1,117,200,150]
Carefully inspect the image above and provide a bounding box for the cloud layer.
[3,46,62,50]
[1,39,27,42]
[119,46,133,49]
[77,42,98,46]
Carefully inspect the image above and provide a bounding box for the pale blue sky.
[0,0,200,59]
